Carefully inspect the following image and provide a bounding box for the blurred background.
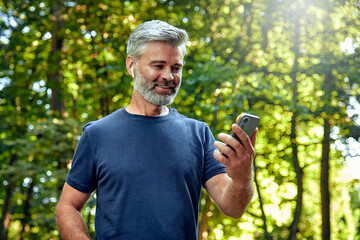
[0,0,359,239]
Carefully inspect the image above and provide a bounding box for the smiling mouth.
[154,84,175,95]
[157,85,171,89]
[156,85,172,90]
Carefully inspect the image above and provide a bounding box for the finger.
[218,132,243,150]
[250,128,258,147]
[213,150,230,166]
[249,128,257,160]
[231,124,252,149]
[214,140,235,159]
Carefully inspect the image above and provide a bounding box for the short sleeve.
[202,125,227,185]
[66,129,97,193]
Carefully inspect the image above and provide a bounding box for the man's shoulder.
[171,108,209,129]
[82,108,124,132]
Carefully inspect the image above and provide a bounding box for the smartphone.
[230,113,260,141]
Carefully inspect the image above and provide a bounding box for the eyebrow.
[150,60,183,67]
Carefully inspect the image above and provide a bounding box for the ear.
[126,55,136,78]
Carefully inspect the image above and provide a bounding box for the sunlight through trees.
[0,0,359,239]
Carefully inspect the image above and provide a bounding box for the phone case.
[231,113,260,140]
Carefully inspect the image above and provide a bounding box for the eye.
[154,65,164,69]
[171,66,182,72]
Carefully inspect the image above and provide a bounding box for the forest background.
[0,0,359,239]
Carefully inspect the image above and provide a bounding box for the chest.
[94,121,205,190]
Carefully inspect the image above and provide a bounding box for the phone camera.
[243,117,248,123]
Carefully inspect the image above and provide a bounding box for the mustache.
[153,80,176,88]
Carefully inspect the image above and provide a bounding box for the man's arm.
[56,183,92,239]
[205,124,257,219]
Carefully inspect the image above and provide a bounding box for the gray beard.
[133,70,181,106]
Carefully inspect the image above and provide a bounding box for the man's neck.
[126,92,169,117]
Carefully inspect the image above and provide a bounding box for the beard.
[133,68,181,106]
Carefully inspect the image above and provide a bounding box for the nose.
[162,68,174,81]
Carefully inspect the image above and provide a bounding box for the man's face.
[133,41,184,106]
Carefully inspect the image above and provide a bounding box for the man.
[56,20,257,240]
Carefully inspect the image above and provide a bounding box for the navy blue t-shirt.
[66,107,226,239]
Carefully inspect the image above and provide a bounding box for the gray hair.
[126,20,189,61]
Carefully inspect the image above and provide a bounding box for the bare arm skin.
[56,183,92,239]
[205,124,257,219]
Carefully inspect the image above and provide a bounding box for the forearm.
[219,176,255,219]
[212,124,258,219]
[56,203,91,240]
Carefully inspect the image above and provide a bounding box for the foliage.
[0,0,359,239]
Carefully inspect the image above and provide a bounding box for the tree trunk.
[319,72,332,240]
[253,161,272,239]
[48,2,66,117]
[289,113,303,240]
[321,118,331,240]
[320,71,332,240]
[20,178,35,239]
[0,154,17,240]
